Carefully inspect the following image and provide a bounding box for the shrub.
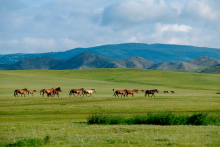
[5,135,50,147]
[87,112,219,126]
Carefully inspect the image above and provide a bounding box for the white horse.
[83,89,96,97]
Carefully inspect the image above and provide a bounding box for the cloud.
[0,38,57,53]
[1,0,220,55]
[156,23,192,32]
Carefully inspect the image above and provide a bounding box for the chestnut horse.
[82,89,96,97]
[125,89,138,97]
[69,88,84,97]
[113,89,127,97]
[53,87,62,97]
[27,90,37,97]
[14,88,28,97]
[40,88,55,97]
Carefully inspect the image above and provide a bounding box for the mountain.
[51,52,155,70]
[1,52,220,73]
[0,57,66,70]
[192,64,220,74]
[2,43,220,64]
[150,61,200,71]
[188,56,220,67]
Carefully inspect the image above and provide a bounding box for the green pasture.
[0,68,220,146]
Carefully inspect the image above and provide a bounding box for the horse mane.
[55,87,61,90]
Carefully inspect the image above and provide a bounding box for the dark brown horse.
[14,88,28,97]
[69,88,84,97]
[40,88,55,97]
[113,89,127,97]
[27,90,37,97]
[145,89,157,97]
[171,91,175,93]
[125,89,138,97]
[53,87,62,97]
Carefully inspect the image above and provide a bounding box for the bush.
[87,112,219,126]
[5,135,50,147]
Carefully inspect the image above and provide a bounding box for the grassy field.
[0,68,220,146]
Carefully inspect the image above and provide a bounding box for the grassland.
[0,68,220,146]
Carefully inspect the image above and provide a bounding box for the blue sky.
[1,0,220,54]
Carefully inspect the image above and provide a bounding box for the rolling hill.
[1,52,220,73]
[1,43,220,64]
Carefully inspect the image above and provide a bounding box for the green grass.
[0,69,220,146]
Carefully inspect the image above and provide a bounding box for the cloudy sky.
[1,0,220,54]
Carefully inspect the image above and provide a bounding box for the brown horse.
[14,88,28,97]
[125,89,138,97]
[27,90,37,97]
[113,89,127,97]
[171,91,175,93]
[40,88,55,97]
[53,87,62,97]
[69,88,84,97]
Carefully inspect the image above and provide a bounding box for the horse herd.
[13,87,96,97]
[13,88,174,98]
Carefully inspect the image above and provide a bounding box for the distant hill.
[193,64,220,74]
[1,52,220,73]
[51,52,155,70]
[0,57,66,70]
[1,43,220,64]
[150,61,200,71]
[188,56,220,67]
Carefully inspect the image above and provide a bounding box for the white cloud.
[1,0,220,54]
[156,24,192,32]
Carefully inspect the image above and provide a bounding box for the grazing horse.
[69,88,84,97]
[82,89,96,97]
[145,89,157,97]
[27,90,37,97]
[53,87,62,97]
[125,89,138,97]
[113,89,127,97]
[14,88,28,97]
[163,91,169,93]
[40,88,55,97]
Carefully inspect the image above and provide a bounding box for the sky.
[1,0,220,54]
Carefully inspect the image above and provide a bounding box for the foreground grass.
[0,69,220,146]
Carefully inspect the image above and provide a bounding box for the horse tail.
[113,88,114,91]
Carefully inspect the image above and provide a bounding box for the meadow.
[0,68,220,146]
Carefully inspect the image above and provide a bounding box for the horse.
[145,89,157,97]
[40,88,54,97]
[27,90,37,97]
[82,89,96,97]
[125,89,138,97]
[69,88,84,97]
[113,89,127,97]
[14,88,28,97]
[171,91,175,93]
[163,91,169,93]
[53,87,62,97]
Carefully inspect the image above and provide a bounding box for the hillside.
[51,52,155,70]
[0,57,66,70]
[1,52,220,72]
[1,43,220,64]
